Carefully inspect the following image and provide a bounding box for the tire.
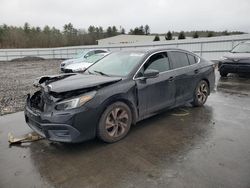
[192,80,209,107]
[220,71,228,77]
[97,102,132,143]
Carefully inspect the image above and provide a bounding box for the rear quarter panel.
[197,58,215,94]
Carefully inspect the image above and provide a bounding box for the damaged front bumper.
[25,105,81,143]
[24,94,98,143]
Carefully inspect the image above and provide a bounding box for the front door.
[135,52,176,118]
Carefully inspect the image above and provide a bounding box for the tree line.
[153,30,245,41]
[0,22,245,48]
[0,23,151,48]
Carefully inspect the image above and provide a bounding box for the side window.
[169,51,189,69]
[95,50,106,54]
[187,54,198,65]
[85,51,94,58]
[144,53,170,73]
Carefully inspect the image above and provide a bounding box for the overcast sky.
[0,0,250,33]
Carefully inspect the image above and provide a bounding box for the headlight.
[55,91,96,110]
[61,61,72,67]
[220,56,228,61]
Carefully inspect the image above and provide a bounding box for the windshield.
[85,53,106,64]
[74,50,88,58]
[231,43,250,53]
[87,51,145,77]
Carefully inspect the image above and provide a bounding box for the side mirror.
[143,69,159,79]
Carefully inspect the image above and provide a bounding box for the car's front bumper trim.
[25,107,81,143]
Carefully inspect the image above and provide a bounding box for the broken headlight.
[55,91,96,110]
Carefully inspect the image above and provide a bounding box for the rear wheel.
[97,102,132,143]
[220,71,228,77]
[192,80,209,107]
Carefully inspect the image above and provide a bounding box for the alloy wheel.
[105,107,129,138]
[197,82,208,104]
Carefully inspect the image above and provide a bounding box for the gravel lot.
[0,60,61,115]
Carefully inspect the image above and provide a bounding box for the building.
[97,34,179,45]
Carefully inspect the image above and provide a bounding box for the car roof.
[83,49,109,52]
[145,48,194,54]
[110,48,194,55]
[76,49,108,55]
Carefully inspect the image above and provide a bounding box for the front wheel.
[97,102,132,143]
[192,80,209,107]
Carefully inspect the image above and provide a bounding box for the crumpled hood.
[223,52,250,60]
[35,73,122,93]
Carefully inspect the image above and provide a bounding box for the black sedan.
[218,41,250,77]
[25,48,215,143]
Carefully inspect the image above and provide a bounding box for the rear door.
[168,51,197,104]
[135,52,176,118]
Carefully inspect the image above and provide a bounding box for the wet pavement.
[0,73,250,188]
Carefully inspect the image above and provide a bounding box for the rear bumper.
[218,62,250,74]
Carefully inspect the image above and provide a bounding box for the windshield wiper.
[93,70,110,76]
[87,70,94,75]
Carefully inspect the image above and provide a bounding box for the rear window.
[187,54,197,65]
[169,51,189,69]
[95,50,106,54]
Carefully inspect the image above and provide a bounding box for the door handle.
[194,69,199,74]
[168,76,174,82]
